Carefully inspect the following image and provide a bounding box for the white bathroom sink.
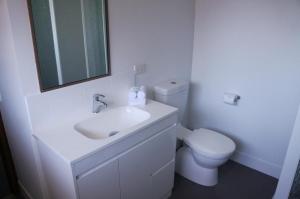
[74,106,151,140]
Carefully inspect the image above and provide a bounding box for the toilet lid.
[183,128,236,159]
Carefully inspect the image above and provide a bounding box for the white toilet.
[154,80,236,187]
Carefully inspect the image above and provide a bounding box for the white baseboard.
[18,180,34,199]
[231,151,282,179]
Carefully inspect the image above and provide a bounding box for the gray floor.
[170,161,278,199]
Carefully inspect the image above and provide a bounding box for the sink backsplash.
[25,74,130,132]
[289,160,300,199]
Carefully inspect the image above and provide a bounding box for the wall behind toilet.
[189,0,300,178]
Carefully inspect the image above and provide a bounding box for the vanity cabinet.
[36,110,177,199]
[76,125,176,199]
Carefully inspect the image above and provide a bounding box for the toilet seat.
[183,128,236,160]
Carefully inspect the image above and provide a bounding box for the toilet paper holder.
[224,93,241,105]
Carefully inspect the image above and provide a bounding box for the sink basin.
[74,106,151,140]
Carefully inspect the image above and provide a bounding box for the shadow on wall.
[186,82,202,129]
[289,160,300,199]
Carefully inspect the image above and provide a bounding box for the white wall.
[0,0,195,198]
[0,1,44,198]
[189,0,300,178]
[274,105,300,199]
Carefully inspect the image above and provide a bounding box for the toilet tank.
[154,80,189,122]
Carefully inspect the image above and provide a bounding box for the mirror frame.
[27,0,111,92]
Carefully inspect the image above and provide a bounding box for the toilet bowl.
[154,80,236,186]
[175,127,235,186]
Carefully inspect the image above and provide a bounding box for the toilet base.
[175,146,218,187]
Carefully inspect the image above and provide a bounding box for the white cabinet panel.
[148,128,176,172]
[119,127,176,199]
[77,159,120,199]
[152,160,175,199]
[118,141,153,199]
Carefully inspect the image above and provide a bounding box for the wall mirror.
[27,0,110,91]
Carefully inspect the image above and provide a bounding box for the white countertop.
[33,100,178,164]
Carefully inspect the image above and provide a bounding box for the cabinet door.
[119,126,176,199]
[152,160,175,199]
[77,159,120,199]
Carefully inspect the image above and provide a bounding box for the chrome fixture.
[92,94,107,113]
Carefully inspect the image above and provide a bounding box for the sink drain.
[109,131,119,137]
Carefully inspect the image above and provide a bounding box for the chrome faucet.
[92,94,107,113]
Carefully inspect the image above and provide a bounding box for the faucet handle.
[92,94,107,113]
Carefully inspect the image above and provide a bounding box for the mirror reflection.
[28,0,110,91]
